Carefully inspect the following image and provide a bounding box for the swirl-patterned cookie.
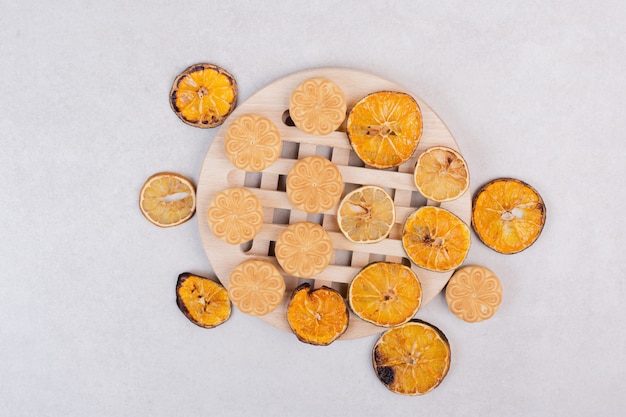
[228,259,285,316]
[207,187,263,245]
[286,156,343,214]
[445,266,502,322]
[275,222,333,278]
[224,114,282,172]
[289,78,347,136]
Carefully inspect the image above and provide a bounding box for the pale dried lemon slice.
[337,185,395,243]
[445,265,502,322]
[289,77,346,136]
[207,187,263,245]
[275,222,333,278]
[228,259,285,316]
[139,172,196,228]
[224,114,282,172]
[414,146,469,202]
[286,156,343,214]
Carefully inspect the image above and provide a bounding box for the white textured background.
[2,1,625,416]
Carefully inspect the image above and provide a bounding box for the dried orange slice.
[286,283,349,345]
[347,91,422,169]
[207,187,263,245]
[176,273,231,328]
[275,222,332,278]
[373,320,451,395]
[446,266,502,322]
[337,185,395,244]
[170,63,237,128]
[472,178,546,254]
[286,156,343,214]
[402,206,471,272]
[348,262,422,327]
[139,172,196,228]
[224,114,282,172]
[414,146,469,202]
[289,77,346,136]
[228,259,285,316]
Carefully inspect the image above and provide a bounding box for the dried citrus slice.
[446,266,502,322]
[170,63,237,128]
[289,77,346,135]
[347,91,422,169]
[402,206,471,272]
[373,320,451,395]
[348,262,422,327]
[139,172,196,228]
[207,187,263,245]
[414,146,469,202]
[176,273,231,328]
[224,114,282,172]
[337,185,395,244]
[228,259,285,316]
[286,283,349,345]
[275,222,332,278]
[472,178,546,254]
[286,156,343,214]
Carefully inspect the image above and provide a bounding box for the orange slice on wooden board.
[414,146,469,202]
[224,114,282,172]
[347,91,422,169]
[207,187,263,245]
[289,77,347,135]
[286,283,349,346]
[275,222,333,278]
[373,320,451,395]
[445,265,502,323]
[472,178,546,254]
[139,172,196,228]
[286,156,344,214]
[176,273,231,329]
[402,206,471,272]
[228,259,285,316]
[170,63,237,128]
[337,185,395,244]
[348,262,422,327]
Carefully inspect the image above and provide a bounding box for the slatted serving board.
[197,68,471,339]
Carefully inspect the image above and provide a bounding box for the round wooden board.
[197,68,471,339]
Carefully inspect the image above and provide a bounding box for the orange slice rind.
[337,185,395,244]
[289,77,347,136]
[139,172,196,228]
[414,146,469,202]
[207,187,263,245]
[445,265,502,322]
[275,222,332,278]
[286,156,343,214]
[228,259,286,316]
[224,114,282,172]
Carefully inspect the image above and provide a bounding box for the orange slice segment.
[445,265,502,322]
[337,185,395,244]
[207,187,263,245]
[176,273,231,328]
[275,222,333,278]
[228,259,285,316]
[289,77,347,135]
[402,206,471,272]
[347,91,422,169]
[348,262,422,327]
[139,172,196,228]
[472,178,546,254]
[414,146,469,202]
[224,114,282,172]
[373,320,451,395]
[170,63,237,128]
[286,283,349,345]
[286,156,344,214]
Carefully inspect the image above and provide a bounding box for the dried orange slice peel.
[139,172,196,228]
[446,265,502,322]
[286,156,343,214]
[176,273,231,328]
[275,222,333,278]
[337,185,395,244]
[414,146,469,202]
[224,114,282,172]
[289,77,346,135]
[228,259,285,316]
[207,187,263,245]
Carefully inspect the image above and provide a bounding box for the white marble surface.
[2,1,625,416]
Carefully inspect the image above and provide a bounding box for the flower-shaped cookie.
[445,266,502,322]
[275,222,333,278]
[289,78,346,136]
[286,156,343,214]
[207,187,263,245]
[224,114,282,172]
[228,259,285,316]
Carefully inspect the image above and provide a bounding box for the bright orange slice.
[347,91,422,169]
[445,265,502,322]
[414,146,469,202]
[373,320,451,395]
[337,185,395,243]
[289,77,346,135]
[348,262,422,327]
[207,187,263,245]
[228,259,285,316]
[472,178,546,254]
[286,156,343,214]
[402,206,471,272]
[275,222,332,278]
[170,63,237,128]
[224,114,282,172]
[139,172,196,228]
[176,273,231,328]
